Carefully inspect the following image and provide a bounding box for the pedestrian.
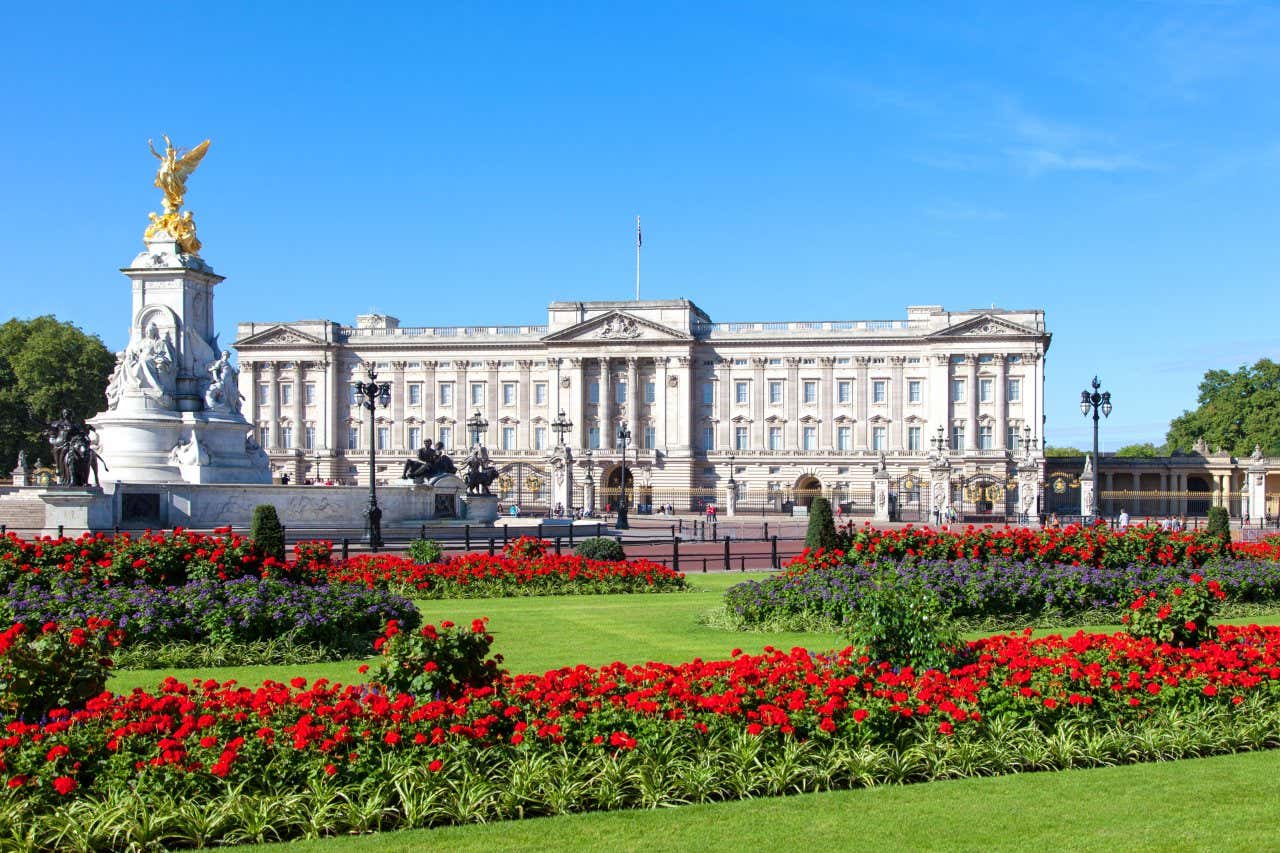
[1118,508,1130,530]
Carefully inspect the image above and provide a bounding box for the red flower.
[428,759,443,772]
[52,776,77,795]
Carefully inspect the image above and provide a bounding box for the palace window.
[281,426,293,449]
[734,426,749,450]
[701,426,715,451]
[534,427,547,450]
[951,379,965,402]
[588,426,600,449]
[837,381,851,404]
[304,383,316,405]
[952,425,965,450]
[803,381,818,404]
[502,383,516,406]
[1008,425,1021,450]
[872,380,887,404]
[735,381,749,405]
[768,427,782,450]
[589,382,600,404]
[615,381,627,404]
[701,382,714,405]
[439,383,453,405]
[438,427,452,449]
[347,426,359,450]
[408,384,421,406]
[802,426,817,451]
[978,424,994,449]
[1007,378,1022,402]
[769,380,783,404]
[871,426,886,451]
[280,384,293,406]
[377,427,389,451]
[408,426,421,449]
[534,383,547,405]
[258,383,270,405]
[837,426,851,451]
[979,378,994,403]
[908,426,922,451]
[502,427,515,450]
[470,383,485,406]
[644,381,655,404]
[643,425,655,449]
[908,380,921,403]
[304,426,315,450]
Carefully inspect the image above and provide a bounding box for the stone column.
[855,356,870,450]
[873,466,892,522]
[675,356,694,452]
[820,356,835,450]
[993,354,1007,451]
[421,360,437,446]
[598,358,612,444]
[780,357,795,449]
[248,361,261,432]
[965,354,979,451]
[626,357,640,450]
[486,360,500,450]
[930,353,950,452]
[269,361,281,449]
[328,357,342,453]
[390,361,406,450]
[294,362,307,450]
[888,356,905,450]
[716,358,732,451]
[568,358,585,449]
[518,360,534,449]
[655,356,669,451]
[1247,455,1268,522]
[1160,471,1169,515]
[747,356,768,450]
[453,362,467,451]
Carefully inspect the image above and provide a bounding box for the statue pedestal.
[463,494,500,525]
[91,410,268,484]
[872,470,892,523]
[1247,455,1268,522]
[549,447,574,516]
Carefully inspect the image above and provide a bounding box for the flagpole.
[635,216,641,301]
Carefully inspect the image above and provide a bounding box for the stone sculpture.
[463,445,499,495]
[203,350,243,414]
[144,135,210,254]
[401,439,457,481]
[45,410,103,486]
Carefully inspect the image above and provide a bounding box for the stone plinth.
[463,494,500,525]
[872,469,892,523]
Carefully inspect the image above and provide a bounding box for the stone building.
[234,300,1051,515]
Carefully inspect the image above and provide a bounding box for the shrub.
[844,573,961,671]
[805,497,838,551]
[371,617,503,700]
[0,618,123,720]
[504,536,546,561]
[408,539,444,564]
[292,539,333,565]
[574,536,626,561]
[1207,506,1231,543]
[1124,573,1226,647]
[250,504,286,562]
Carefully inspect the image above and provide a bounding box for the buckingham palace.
[233,300,1051,515]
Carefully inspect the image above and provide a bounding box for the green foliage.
[1207,506,1231,542]
[0,315,114,472]
[1166,358,1280,457]
[1123,574,1225,647]
[0,619,121,720]
[574,536,626,561]
[1115,443,1162,458]
[407,539,444,564]
[1043,446,1085,457]
[504,535,547,561]
[804,497,838,551]
[372,617,503,699]
[249,504,285,562]
[844,574,962,671]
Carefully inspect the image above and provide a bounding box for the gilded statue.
[143,135,211,255]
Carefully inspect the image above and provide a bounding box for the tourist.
[1118,508,1130,530]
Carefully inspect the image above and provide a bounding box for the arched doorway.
[1186,475,1211,516]
[794,475,822,508]
[604,466,635,512]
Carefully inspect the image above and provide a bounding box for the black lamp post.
[467,408,489,449]
[1080,376,1113,519]
[616,422,631,530]
[931,425,948,455]
[584,448,595,515]
[727,452,737,505]
[355,363,391,551]
[551,409,573,448]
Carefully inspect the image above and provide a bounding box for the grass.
[241,748,1280,851]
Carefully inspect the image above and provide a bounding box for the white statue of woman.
[204,349,242,414]
[124,324,177,400]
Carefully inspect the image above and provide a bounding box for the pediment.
[928,315,1040,339]
[236,324,327,347]
[542,311,693,344]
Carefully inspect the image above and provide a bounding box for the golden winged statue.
[143,135,211,255]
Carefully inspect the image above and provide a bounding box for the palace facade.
[233,300,1051,514]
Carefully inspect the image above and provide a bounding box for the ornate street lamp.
[551,409,573,448]
[1080,376,1112,519]
[467,408,489,449]
[727,451,737,499]
[616,422,632,530]
[355,364,391,551]
[931,425,948,455]
[584,448,595,514]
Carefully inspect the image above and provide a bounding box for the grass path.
[242,748,1280,851]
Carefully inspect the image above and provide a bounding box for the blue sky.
[2,2,1277,450]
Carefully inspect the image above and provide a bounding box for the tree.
[1044,446,1085,457]
[1166,359,1280,457]
[1115,443,1161,458]
[805,496,838,551]
[0,316,114,473]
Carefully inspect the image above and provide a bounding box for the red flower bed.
[4,624,1280,802]
[809,522,1257,573]
[326,549,687,597]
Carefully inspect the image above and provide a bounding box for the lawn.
[104,570,1280,850]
